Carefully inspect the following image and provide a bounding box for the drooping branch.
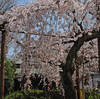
[63,29,100,74]
[9,30,68,38]
[10,36,24,47]
[60,29,100,99]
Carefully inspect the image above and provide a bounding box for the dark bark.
[0,22,7,99]
[61,30,100,99]
[98,38,100,72]
[76,64,80,99]
[96,0,100,72]
[61,71,76,99]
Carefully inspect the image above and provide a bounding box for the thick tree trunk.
[60,30,100,99]
[62,71,76,99]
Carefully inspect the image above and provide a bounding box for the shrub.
[0,57,16,95]
[5,89,64,99]
[5,59,16,94]
[85,89,100,99]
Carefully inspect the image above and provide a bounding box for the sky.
[15,0,35,5]
[7,0,96,59]
[7,0,36,59]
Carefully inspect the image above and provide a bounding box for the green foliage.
[0,56,16,94]
[5,91,24,99]
[5,59,16,82]
[5,59,16,93]
[86,89,100,99]
[5,89,64,99]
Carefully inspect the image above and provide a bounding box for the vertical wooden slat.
[96,0,100,72]
[0,22,7,99]
[76,64,80,99]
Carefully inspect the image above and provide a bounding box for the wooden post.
[96,0,100,72]
[75,55,81,99]
[76,64,80,99]
[0,22,7,99]
[81,51,85,99]
[81,63,85,99]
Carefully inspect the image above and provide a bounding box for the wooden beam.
[0,22,7,99]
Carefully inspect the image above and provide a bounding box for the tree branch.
[63,29,100,75]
